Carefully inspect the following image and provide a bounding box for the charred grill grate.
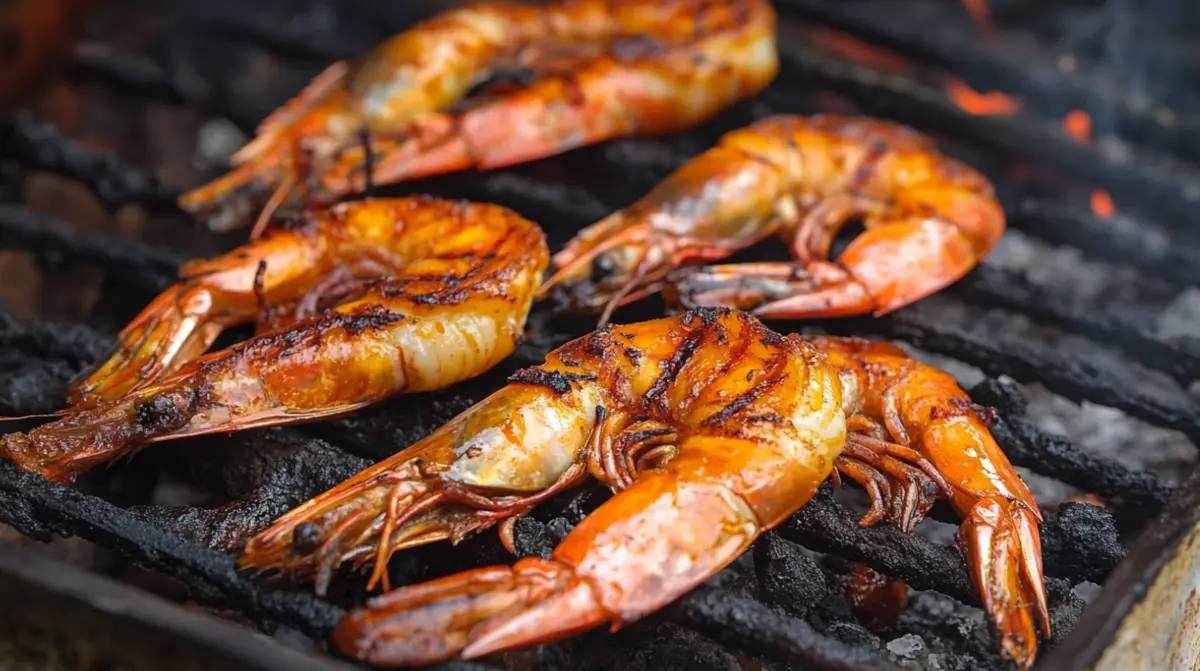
[0,1,1196,669]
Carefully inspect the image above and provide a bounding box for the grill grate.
[1,1,1197,669]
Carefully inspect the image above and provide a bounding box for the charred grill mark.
[744,412,786,424]
[617,343,642,366]
[507,368,598,395]
[703,353,789,427]
[643,326,707,413]
[627,426,674,442]
[684,305,729,325]
[331,306,409,337]
[686,322,755,408]
[929,396,995,425]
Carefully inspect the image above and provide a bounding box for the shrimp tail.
[65,286,225,409]
[178,60,353,233]
[669,218,992,320]
[332,558,606,668]
[959,497,1050,671]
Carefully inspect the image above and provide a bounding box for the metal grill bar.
[0,205,183,291]
[0,112,181,211]
[0,317,1147,595]
[952,266,1200,386]
[773,0,1200,161]
[773,36,1200,234]
[1005,199,1200,290]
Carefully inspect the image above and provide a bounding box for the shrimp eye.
[591,253,618,283]
[293,522,324,552]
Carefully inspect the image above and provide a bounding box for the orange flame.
[945,77,1021,116]
[809,27,911,74]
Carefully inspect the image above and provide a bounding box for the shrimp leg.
[316,308,850,667]
[540,114,1005,323]
[812,335,1049,670]
[334,434,826,668]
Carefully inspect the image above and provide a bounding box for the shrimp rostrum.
[237,308,1049,670]
[178,0,780,237]
[0,196,548,484]
[538,114,1005,323]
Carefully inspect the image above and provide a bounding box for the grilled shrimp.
[178,0,779,238]
[0,196,548,483]
[538,114,1005,323]
[237,308,1047,670]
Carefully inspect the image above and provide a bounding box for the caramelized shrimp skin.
[240,308,849,666]
[178,0,780,237]
[236,309,1045,671]
[539,114,1005,323]
[1,197,548,484]
[812,336,1049,670]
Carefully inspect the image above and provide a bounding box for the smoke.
[1051,0,1194,139]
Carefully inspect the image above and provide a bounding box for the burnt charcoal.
[871,301,1200,444]
[1041,503,1126,584]
[953,265,1200,386]
[775,0,1200,162]
[753,533,829,618]
[971,377,1172,528]
[672,585,900,671]
[8,0,1200,666]
[822,621,885,652]
[600,624,744,671]
[0,112,181,211]
[772,35,1200,235]
[0,461,346,639]
[1006,199,1200,291]
[0,359,77,415]
[0,205,183,292]
[125,430,373,550]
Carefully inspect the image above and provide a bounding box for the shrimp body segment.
[1,197,549,484]
[234,308,1047,670]
[178,0,780,237]
[538,114,1005,323]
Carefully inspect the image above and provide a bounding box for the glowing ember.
[961,0,994,32]
[1091,190,1116,219]
[809,27,911,74]
[1062,110,1092,142]
[944,77,1020,116]
[1059,110,1117,218]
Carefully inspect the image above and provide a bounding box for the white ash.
[1156,287,1200,341]
[987,232,1118,304]
[887,633,928,659]
[195,118,247,168]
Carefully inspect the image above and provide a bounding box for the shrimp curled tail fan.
[177,0,780,237]
[0,196,548,484]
